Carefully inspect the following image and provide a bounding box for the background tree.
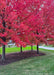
[21,0,54,54]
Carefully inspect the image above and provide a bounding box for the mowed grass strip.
[0,45,54,54]
[0,45,36,54]
[0,50,54,75]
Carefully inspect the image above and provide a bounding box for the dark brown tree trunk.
[31,45,33,51]
[2,44,5,61]
[20,46,22,52]
[36,30,39,54]
[2,20,6,61]
[37,44,39,54]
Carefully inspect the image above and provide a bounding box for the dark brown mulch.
[0,50,45,66]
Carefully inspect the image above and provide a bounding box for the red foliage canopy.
[0,0,54,47]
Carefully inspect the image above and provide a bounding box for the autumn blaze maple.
[0,0,19,60]
[22,0,54,53]
[0,0,54,61]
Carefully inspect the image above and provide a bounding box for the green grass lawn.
[0,50,54,75]
[0,45,37,54]
[44,45,53,47]
[0,45,54,54]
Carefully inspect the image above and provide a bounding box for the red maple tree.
[0,0,20,60]
[0,0,54,60]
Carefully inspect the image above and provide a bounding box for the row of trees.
[0,0,54,61]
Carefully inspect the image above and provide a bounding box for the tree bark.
[2,44,5,61]
[20,46,22,52]
[2,20,6,61]
[36,30,39,54]
[31,45,33,51]
[37,44,39,54]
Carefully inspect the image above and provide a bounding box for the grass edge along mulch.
[0,50,45,66]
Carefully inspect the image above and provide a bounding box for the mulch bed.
[0,50,45,66]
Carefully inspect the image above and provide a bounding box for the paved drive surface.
[39,46,54,50]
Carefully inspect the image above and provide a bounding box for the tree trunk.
[37,44,39,54]
[31,45,33,51]
[20,46,22,52]
[2,44,5,61]
[2,20,6,61]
